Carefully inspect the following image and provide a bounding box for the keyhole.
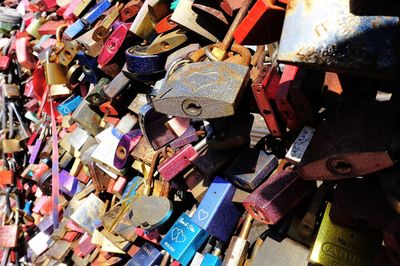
[161,42,170,50]
[327,158,353,176]
[182,99,202,117]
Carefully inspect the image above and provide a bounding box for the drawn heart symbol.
[197,209,209,221]
[184,72,222,93]
[171,228,186,243]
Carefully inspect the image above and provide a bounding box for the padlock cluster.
[0,0,399,265]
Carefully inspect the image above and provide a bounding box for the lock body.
[153,61,249,119]
[160,213,209,266]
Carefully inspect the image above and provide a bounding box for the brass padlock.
[44,47,68,85]
[152,59,250,119]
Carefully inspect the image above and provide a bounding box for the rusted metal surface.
[153,61,249,119]
[297,102,398,180]
[278,0,400,79]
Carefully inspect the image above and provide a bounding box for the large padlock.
[309,203,382,266]
[290,102,399,180]
[44,47,67,85]
[277,0,400,79]
[152,60,250,119]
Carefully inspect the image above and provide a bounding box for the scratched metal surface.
[277,0,400,79]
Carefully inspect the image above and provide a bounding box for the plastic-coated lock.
[192,177,242,243]
[160,213,209,266]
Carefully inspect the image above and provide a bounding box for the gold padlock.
[44,47,68,85]
[2,139,21,153]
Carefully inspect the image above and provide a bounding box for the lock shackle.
[56,24,68,43]
[194,43,251,66]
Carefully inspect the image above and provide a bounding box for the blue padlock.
[76,51,102,83]
[160,213,209,266]
[121,176,143,204]
[126,242,163,266]
[81,0,112,26]
[57,95,82,116]
[191,176,242,243]
[64,19,86,40]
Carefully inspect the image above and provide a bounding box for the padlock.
[160,211,209,266]
[309,203,382,266]
[58,40,79,66]
[70,193,105,233]
[124,45,166,81]
[98,22,134,67]
[276,65,324,132]
[38,20,65,35]
[0,201,19,248]
[233,0,285,45]
[63,19,86,40]
[76,51,103,83]
[294,102,399,180]
[171,0,219,42]
[277,0,400,79]
[251,237,309,266]
[44,47,67,85]
[224,146,278,191]
[251,64,284,137]
[139,103,179,150]
[57,95,82,116]
[157,138,207,181]
[121,0,143,21]
[73,0,95,17]
[85,77,111,106]
[200,241,223,266]
[147,29,188,55]
[298,182,332,239]
[75,26,105,57]
[191,177,242,243]
[92,2,124,42]
[129,0,169,41]
[165,43,200,70]
[25,15,46,39]
[71,100,103,136]
[330,178,394,230]
[126,242,164,266]
[154,14,178,34]
[217,0,243,16]
[243,167,316,225]
[81,0,112,27]
[15,36,36,70]
[222,213,253,266]
[153,60,250,119]
[0,55,11,71]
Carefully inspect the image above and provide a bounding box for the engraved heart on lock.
[197,209,209,221]
[171,228,187,243]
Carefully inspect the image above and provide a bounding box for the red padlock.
[15,36,36,70]
[120,0,143,21]
[252,64,283,137]
[154,14,178,34]
[0,55,11,71]
[38,20,66,35]
[233,0,286,45]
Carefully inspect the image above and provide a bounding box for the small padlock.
[44,47,68,85]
